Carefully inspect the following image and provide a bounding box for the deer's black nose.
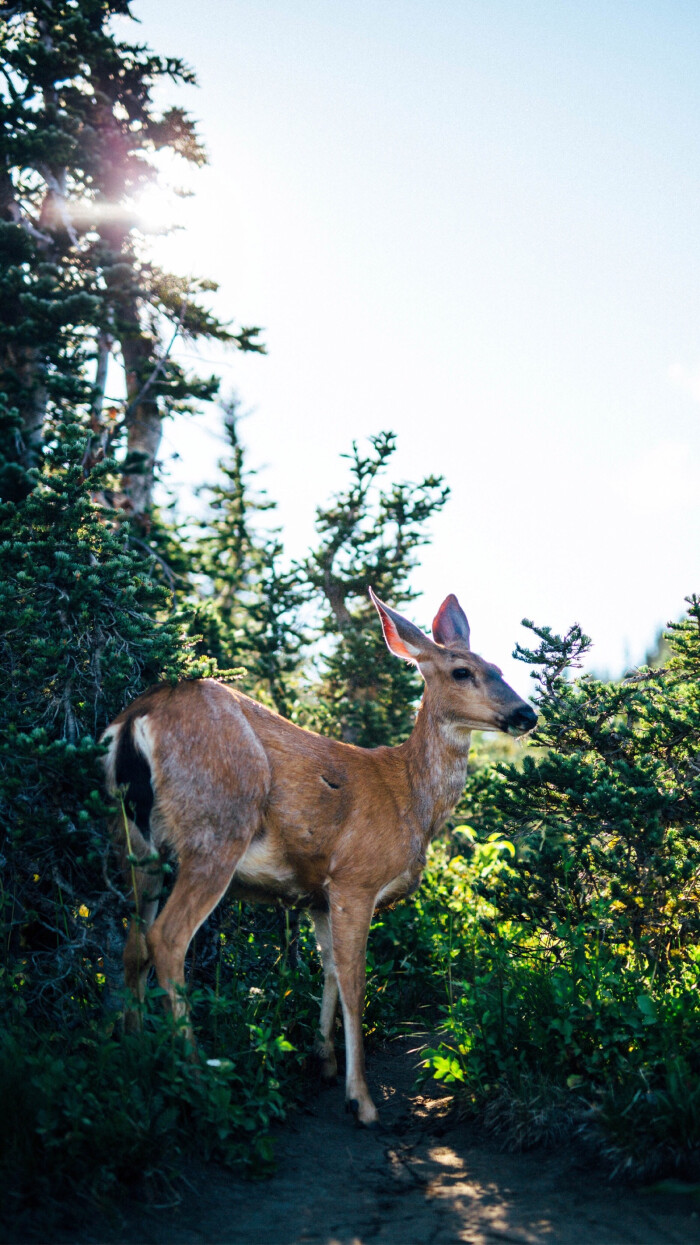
[507,704,537,735]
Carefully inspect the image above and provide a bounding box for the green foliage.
[0,893,331,1230]
[0,395,33,502]
[414,599,700,1178]
[0,416,207,1018]
[0,1000,297,1233]
[469,600,700,967]
[189,400,306,714]
[0,0,261,510]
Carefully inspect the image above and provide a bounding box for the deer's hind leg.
[146,834,253,1050]
[121,820,164,1032]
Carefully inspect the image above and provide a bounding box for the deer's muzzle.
[506,704,538,736]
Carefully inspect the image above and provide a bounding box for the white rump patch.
[132,714,155,762]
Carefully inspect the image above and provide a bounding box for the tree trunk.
[0,171,50,469]
[0,342,48,468]
[120,317,162,525]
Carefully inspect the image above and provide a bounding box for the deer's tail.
[102,714,156,849]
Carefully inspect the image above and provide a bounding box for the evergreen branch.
[128,535,179,606]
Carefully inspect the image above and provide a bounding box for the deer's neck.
[402,696,471,841]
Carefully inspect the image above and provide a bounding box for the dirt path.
[76,1040,700,1244]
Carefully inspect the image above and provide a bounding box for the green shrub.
[416,598,700,1177]
[0,1019,291,1214]
[0,934,318,1235]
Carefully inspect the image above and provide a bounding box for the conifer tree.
[0,5,271,1017]
[0,0,263,517]
[244,536,307,718]
[191,400,306,713]
[303,431,449,745]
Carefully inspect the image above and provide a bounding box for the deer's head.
[370,589,537,737]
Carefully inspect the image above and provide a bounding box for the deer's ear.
[432,594,471,648]
[369,588,429,664]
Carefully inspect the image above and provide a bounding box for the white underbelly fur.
[235,835,297,893]
[236,840,418,908]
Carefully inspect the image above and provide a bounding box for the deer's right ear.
[432,594,471,648]
[369,588,428,664]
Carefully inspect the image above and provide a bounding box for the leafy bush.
[0,417,211,1021]
[418,598,700,1178]
[0,908,325,1236]
[0,1012,294,1236]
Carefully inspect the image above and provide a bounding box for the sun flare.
[129,182,185,235]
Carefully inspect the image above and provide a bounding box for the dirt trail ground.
[68,1040,700,1244]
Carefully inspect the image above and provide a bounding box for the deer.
[102,590,536,1127]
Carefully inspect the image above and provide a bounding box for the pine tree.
[0,0,263,517]
[303,431,449,746]
[191,400,306,713]
[244,535,307,718]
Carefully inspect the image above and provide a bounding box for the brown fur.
[102,591,536,1126]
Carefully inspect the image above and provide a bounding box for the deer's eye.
[452,667,474,682]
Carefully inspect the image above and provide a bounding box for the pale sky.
[124,0,700,692]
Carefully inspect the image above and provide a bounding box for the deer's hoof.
[345,1098,380,1129]
[311,1048,338,1084]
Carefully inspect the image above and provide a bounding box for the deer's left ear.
[432,594,471,648]
[369,588,430,664]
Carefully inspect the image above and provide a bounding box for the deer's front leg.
[329,886,378,1127]
[310,908,339,1081]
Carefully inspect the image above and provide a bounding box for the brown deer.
[102,590,536,1126]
